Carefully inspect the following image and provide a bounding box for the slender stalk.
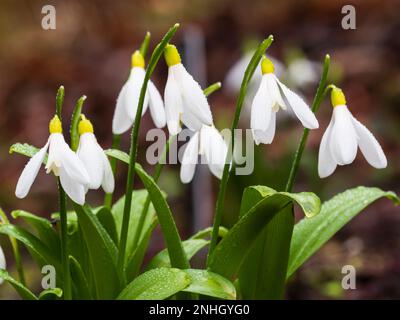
[104,134,121,208]
[0,208,25,285]
[117,24,180,277]
[207,36,274,263]
[58,180,71,299]
[285,54,330,192]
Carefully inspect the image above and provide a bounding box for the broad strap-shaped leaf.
[74,204,120,299]
[38,288,63,300]
[182,269,236,300]
[11,210,59,253]
[9,143,45,163]
[0,224,61,273]
[96,206,118,245]
[112,190,156,263]
[117,267,191,300]
[69,256,92,300]
[208,186,320,280]
[0,269,37,300]
[287,186,399,278]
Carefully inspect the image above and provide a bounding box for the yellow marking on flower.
[331,87,346,107]
[164,44,181,67]
[261,57,275,74]
[131,50,145,68]
[78,114,94,135]
[49,115,62,134]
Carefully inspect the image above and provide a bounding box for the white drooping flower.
[180,125,228,183]
[15,115,90,205]
[250,57,319,145]
[318,87,387,178]
[164,44,213,135]
[0,244,5,284]
[77,115,115,193]
[113,50,166,134]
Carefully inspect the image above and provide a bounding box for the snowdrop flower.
[180,125,228,183]
[77,115,115,193]
[251,57,319,145]
[318,87,387,178]
[164,44,213,135]
[15,115,90,205]
[113,50,166,134]
[0,245,5,284]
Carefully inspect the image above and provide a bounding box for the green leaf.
[9,143,45,163]
[105,148,129,164]
[0,224,61,272]
[96,206,118,245]
[69,256,92,300]
[208,186,320,281]
[55,85,65,119]
[73,204,120,299]
[287,186,400,278]
[70,95,86,151]
[0,269,37,300]
[182,269,236,300]
[191,226,229,240]
[125,217,158,281]
[112,190,156,263]
[117,267,191,300]
[11,210,59,253]
[146,239,209,270]
[39,288,63,300]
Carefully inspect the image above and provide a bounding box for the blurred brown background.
[0,0,399,299]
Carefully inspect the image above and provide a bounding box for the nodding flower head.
[78,114,94,135]
[164,44,181,67]
[131,50,145,69]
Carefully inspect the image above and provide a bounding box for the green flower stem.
[104,32,151,209]
[285,54,330,192]
[0,208,26,285]
[260,55,330,299]
[131,82,222,252]
[104,134,122,208]
[117,23,180,277]
[207,36,274,263]
[55,85,71,300]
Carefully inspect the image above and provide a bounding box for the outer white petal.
[252,110,276,145]
[59,167,86,205]
[180,132,199,184]
[351,114,387,168]
[164,67,183,135]
[329,106,358,165]
[124,67,149,120]
[251,75,272,131]
[0,245,6,283]
[100,151,115,193]
[318,118,337,178]
[181,102,204,131]
[275,75,319,129]
[77,133,104,189]
[53,134,90,185]
[175,64,213,126]
[265,73,285,110]
[201,126,228,179]
[112,81,133,134]
[15,140,49,199]
[147,80,166,128]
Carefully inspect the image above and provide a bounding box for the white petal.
[59,167,86,205]
[124,67,148,120]
[201,126,228,179]
[175,64,213,126]
[52,135,90,185]
[181,104,204,132]
[329,106,358,165]
[275,75,319,129]
[251,76,273,131]
[164,67,183,135]
[0,245,6,283]
[77,133,104,189]
[15,140,49,199]
[318,118,337,178]
[351,115,387,168]
[147,80,166,128]
[252,110,276,145]
[180,132,199,184]
[112,81,133,134]
[100,151,115,193]
[265,73,285,110]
